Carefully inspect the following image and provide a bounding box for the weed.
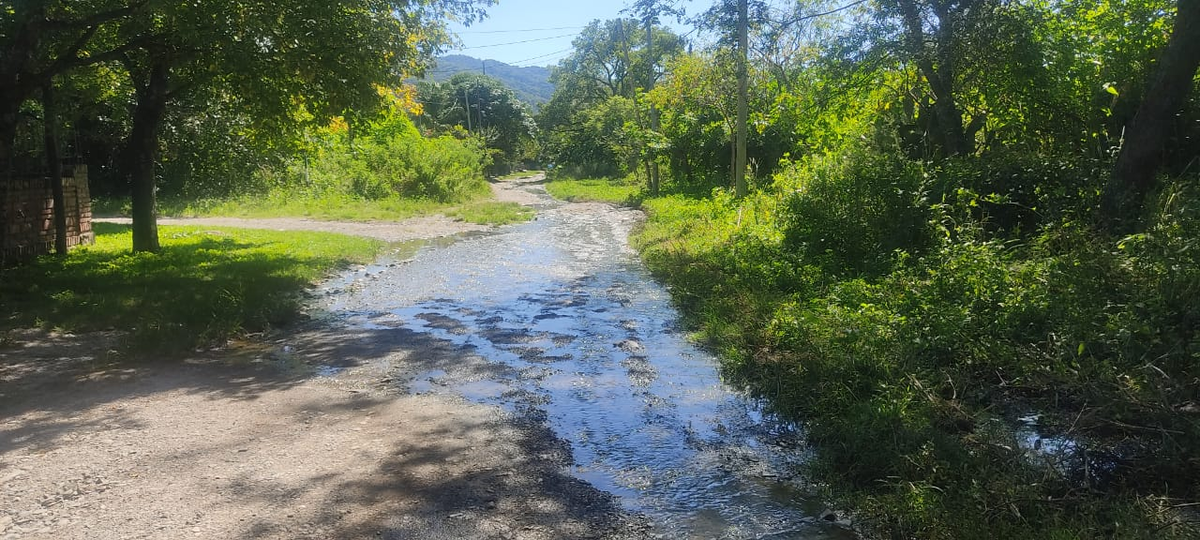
[545,176,644,206]
[0,223,383,355]
[632,158,1200,539]
[447,201,535,225]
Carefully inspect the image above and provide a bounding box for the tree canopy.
[1,0,493,251]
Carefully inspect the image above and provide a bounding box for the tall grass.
[545,176,644,206]
[0,223,383,354]
[634,153,1200,539]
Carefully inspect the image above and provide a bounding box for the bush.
[927,153,1108,237]
[778,152,934,277]
[305,114,489,203]
[636,151,1200,539]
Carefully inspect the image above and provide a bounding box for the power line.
[509,47,574,66]
[456,25,585,34]
[458,33,578,50]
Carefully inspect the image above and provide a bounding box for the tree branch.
[36,3,144,32]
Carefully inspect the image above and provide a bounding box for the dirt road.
[1,175,650,540]
[3,175,848,539]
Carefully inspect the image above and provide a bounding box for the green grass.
[165,192,454,221]
[545,177,643,206]
[97,191,537,227]
[0,223,384,354]
[447,201,535,225]
[631,184,1200,539]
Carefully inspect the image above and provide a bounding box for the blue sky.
[446,0,700,67]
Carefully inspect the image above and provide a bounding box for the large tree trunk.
[897,0,969,157]
[1107,0,1200,222]
[124,61,170,253]
[43,81,68,256]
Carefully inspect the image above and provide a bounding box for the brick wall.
[1,164,95,266]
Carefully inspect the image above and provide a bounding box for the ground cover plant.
[0,223,383,354]
[633,157,1200,539]
[544,176,644,206]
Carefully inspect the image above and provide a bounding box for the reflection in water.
[319,192,854,539]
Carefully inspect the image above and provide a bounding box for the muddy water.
[319,185,853,539]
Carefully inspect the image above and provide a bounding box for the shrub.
[304,114,489,203]
[778,152,934,277]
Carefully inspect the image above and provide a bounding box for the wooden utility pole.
[734,0,749,197]
[464,85,472,132]
[646,16,661,196]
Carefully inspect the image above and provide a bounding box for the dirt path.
[92,175,548,243]
[0,175,651,540]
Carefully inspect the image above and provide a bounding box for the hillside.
[425,54,554,108]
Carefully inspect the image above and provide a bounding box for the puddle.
[317,183,853,539]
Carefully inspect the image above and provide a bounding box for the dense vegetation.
[541,0,1200,537]
[1,0,498,255]
[5,0,1199,535]
[0,223,383,352]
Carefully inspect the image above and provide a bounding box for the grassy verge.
[448,201,535,225]
[632,179,1199,539]
[164,192,455,221]
[0,223,384,354]
[94,191,536,227]
[545,177,643,206]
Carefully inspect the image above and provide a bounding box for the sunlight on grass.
[545,177,643,205]
[162,192,455,221]
[1,223,384,354]
[448,201,535,225]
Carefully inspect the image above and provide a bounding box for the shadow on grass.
[0,223,379,355]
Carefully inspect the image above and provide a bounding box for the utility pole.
[734,0,749,198]
[646,16,661,196]
[463,85,472,132]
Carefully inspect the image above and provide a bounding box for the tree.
[885,0,972,157]
[107,0,491,252]
[538,18,682,177]
[0,0,143,170]
[735,0,749,197]
[417,73,536,170]
[1108,0,1200,222]
[629,0,685,195]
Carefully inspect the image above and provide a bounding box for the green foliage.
[542,96,644,178]
[544,176,645,205]
[282,112,490,204]
[634,162,1200,538]
[164,191,452,222]
[0,224,383,354]
[537,18,685,180]
[446,201,535,225]
[416,72,538,172]
[778,152,933,277]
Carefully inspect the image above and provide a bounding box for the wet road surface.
[315,182,855,539]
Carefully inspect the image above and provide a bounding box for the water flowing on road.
[316,181,854,539]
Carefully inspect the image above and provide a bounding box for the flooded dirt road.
[315,180,854,539]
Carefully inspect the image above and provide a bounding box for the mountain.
[425,54,555,108]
